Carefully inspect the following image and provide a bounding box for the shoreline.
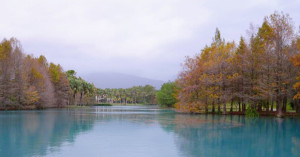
[1,105,299,118]
[0,105,68,111]
[0,104,153,111]
[174,109,300,118]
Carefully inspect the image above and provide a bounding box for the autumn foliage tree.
[176,12,300,116]
[0,38,70,109]
[291,37,300,113]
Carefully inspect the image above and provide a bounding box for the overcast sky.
[0,0,299,81]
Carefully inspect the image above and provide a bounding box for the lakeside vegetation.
[67,70,157,105]
[174,12,300,117]
[156,82,178,107]
[0,39,69,110]
[0,39,156,110]
[96,85,156,105]
[1,11,300,118]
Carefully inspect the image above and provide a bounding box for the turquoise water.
[0,106,299,157]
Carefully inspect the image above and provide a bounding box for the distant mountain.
[82,72,164,89]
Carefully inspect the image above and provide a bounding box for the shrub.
[245,108,259,117]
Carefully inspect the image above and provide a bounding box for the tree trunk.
[242,103,246,112]
[235,103,237,112]
[271,100,274,112]
[80,92,83,105]
[266,101,269,112]
[212,100,215,113]
[277,100,283,117]
[258,102,262,112]
[223,103,226,115]
[282,96,287,113]
[230,100,233,112]
[276,100,279,112]
[296,100,300,114]
[73,92,76,105]
[238,101,241,112]
[218,104,221,113]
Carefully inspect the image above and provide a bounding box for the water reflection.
[157,114,300,157]
[0,109,97,157]
[0,106,299,157]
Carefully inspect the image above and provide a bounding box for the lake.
[0,106,299,157]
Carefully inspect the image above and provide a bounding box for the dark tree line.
[96,85,156,105]
[66,70,157,105]
[66,70,97,106]
[97,85,156,104]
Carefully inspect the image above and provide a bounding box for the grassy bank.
[93,103,154,106]
[93,103,113,106]
[0,105,38,110]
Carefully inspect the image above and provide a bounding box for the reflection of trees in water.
[157,114,300,157]
[92,106,160,125]
[1,107,299,157]
[0,106,160,157]
[0,109,97,157]
[292,137,300,156]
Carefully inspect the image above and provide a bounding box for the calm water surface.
[0,106,300,157]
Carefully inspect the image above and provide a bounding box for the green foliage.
[97,85,156,105]
[245,108,259,117]
[31,68,43,80]
[66,70,97,105]
[38,55,48,67]
[66,70,76,77]
[156,82,178,107]
[93,104,112,106]
[0,39,12,61]
[49,63,61,84]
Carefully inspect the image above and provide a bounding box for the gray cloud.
[0,0,299,81]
